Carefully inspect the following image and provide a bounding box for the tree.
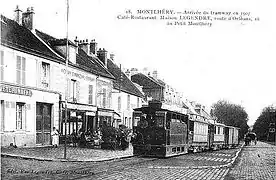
[253,106,276,141]
[212,100,249,139]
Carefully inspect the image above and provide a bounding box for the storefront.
[60,102,97,135]
[0,83,60,147]
[97,108,114,128]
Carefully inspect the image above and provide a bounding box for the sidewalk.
[225,141,276,180]
[1,144,133,162]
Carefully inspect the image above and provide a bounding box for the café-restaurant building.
[0,13,61,147]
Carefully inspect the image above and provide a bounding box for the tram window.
[172,113,176,119]
[166,113,171,129]
[155,115,164,128]
[133,117,140,127]
[147,115,156,127]
[189,121,194,132]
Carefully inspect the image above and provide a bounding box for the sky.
[1,0,275,126]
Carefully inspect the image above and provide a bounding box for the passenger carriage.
[188,114,210,152]
[132,101,189,157]
[210,122,225,150]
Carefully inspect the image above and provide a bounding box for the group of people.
[70,128,103,148]
[51,126,132,150]
[244,132,257,146]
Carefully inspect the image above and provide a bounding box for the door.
[36,103,52,145]
[225,127,229,146]
[208,124,214,148]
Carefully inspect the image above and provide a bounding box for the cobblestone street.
[1,142,275,179]
[225,141,275,180]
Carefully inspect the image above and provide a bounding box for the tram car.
[211,122,226,150]
[229,126,239,147]
[132,101,189,157]
[188,114,210,152]
[209,122,240,150]
[132,101,240,158]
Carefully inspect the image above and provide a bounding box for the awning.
[64,102,97,112]
[114,112,121,119]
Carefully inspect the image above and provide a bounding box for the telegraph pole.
[64,0,69,159]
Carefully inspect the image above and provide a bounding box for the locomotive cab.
[132,102,189,157]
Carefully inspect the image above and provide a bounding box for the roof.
[133,106,188,116]
[35,30,114,80]
[107,60,144,98]
[0,15,63,61]
[131,73,165,89]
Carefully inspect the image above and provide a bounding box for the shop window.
[16,102,25,130]
[41,62,50,88]
[88,85,93,104]
[0,50,4,81]
[118,96,121,112]
[16,55,26,85]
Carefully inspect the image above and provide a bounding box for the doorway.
[36,103,52,145]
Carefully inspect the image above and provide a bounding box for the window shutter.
[22,57,26,85]
[22,104,26,130]
[36,60,41,87]
[102,88,106,108]
[16,56,21,84]
[118,96,121,111]
[0,51,4,81]
[76,81,80,102]
[48,64,52,88]
[88,85,93,104]
[67,79,71,101]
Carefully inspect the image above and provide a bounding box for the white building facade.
[0,14,61,146]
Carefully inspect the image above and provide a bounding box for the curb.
[1,153,134,163]
[1,144,244,165]
[148,144,244,170]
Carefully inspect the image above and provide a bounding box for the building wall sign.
[65,102,97,112]
[61,69,95,82]
[0,84,32,96]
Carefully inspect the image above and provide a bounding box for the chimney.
[22,7,35,30]
[89,39,97,55]
[152,70,158,79]
[14,5,22,25]
[74,36,79,54]
[130,68,138,76]
[125,69,131,79]
[109,53,115,61]
[79,39,89,54]
[97,48,108,67]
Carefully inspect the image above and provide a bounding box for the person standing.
[71,129,78,147]
[51,127,59,148]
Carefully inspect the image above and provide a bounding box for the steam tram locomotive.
[132,102,240,157]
